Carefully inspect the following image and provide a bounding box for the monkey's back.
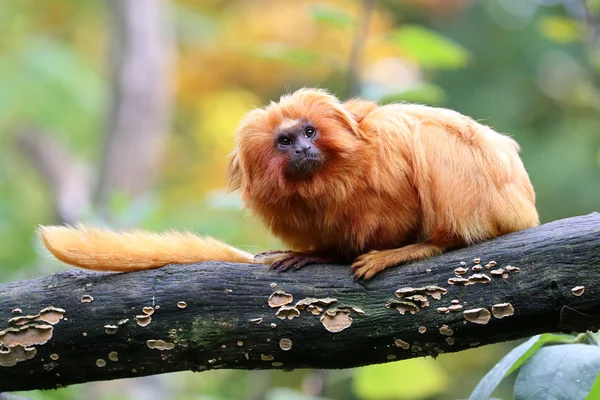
[362,104,539,248]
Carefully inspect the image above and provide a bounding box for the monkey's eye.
[278,137,292,146]
[304,127,316,138]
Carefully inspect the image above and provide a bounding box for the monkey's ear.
[227,152,242,192]
[332,103,367,139]
[343,99,378,124]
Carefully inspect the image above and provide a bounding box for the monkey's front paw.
[351,252,388,280]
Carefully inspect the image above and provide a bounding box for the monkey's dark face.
[275,119,323,178]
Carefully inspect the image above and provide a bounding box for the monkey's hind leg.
[351,243,445,280]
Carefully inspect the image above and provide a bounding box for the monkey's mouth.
[287,156,323,178]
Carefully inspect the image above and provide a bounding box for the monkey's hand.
[351,243,444,280]
[263,252,339,273]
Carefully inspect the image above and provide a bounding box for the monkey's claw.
[269,254,337,273]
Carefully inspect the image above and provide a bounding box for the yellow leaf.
[353,358,449,400]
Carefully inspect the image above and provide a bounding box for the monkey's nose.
[295,146,312,156]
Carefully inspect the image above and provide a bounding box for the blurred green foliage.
[1,0,599,399]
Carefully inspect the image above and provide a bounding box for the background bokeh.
[1,0,599,399]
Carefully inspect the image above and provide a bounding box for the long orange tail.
[38,224,254,272]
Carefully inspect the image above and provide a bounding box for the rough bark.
[1,213,599,392]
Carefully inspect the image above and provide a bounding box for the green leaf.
[353,358,448,400]
[388,25,470,70]
[469,334,577,400]
[311,4,354,28]
[538,16,582,44]
[586,372,600,399]
[514,344,600,400]
[380,83,447,105]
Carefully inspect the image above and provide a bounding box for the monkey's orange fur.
[40,88,538,279]
[39,225,253,271]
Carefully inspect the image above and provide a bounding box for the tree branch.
[1,213,599,392]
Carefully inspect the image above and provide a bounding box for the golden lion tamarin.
[40,88,538,279]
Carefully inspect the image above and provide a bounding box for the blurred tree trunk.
[95,0,174,216]
[18,0,174,224]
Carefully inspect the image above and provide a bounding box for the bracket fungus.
[268,291,294,308]
[491,303,515,319]
[135,315,152,327]
[142,307,155,315]
[320,310,353,333]
[387,300,420,315]
[467,274,492,285]
[405,295,429,308]
[0,345,37,367]
[275,306,300,320]
[463,308,491,325]
[294,298,320,310]
[81,295,93,303]
[347,306,365,316]
[424,286,447,299]
[394,339,410,350]
[177,301,187,309]
[448,277,469,285]
[0,324,54,348]
[104,325,119,335]
[147,339,175,351]
[279,338,293,351]
[395,286,447,300]
[571,286,585,297]
[294,297,337,310]
[108,351,119,362]
[8,307,65,326]
[439,325,454,336]
[448,304,463,312]
[395,287,419,297]
[306,305,323,316]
